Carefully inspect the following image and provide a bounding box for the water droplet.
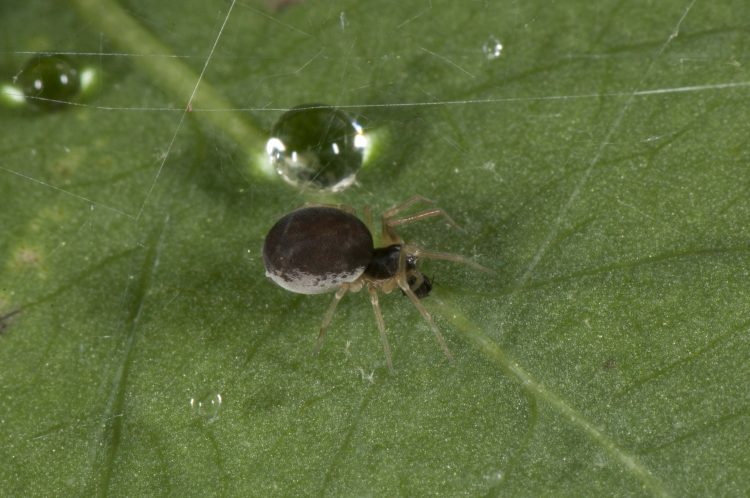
[266,104,367,192]
[482,36,503,60]
[17,55,81,110]
[484,469,504,482]
[189,392,223,422]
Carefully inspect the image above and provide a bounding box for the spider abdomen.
[262,207,374,294]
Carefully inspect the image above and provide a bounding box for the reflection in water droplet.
[482,36,503,60]
[0,84,26,108]
[266,104,368,192]
[189,392,223,422]
[17,55,81,110]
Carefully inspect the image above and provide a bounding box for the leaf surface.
[1,0,749,496]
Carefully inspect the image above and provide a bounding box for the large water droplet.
[482,36,503,60]
[266,104,367,192]
[17,55,81,110]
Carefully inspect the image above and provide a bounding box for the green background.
[1,0,749,496]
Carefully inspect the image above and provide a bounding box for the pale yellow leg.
[381,194,439,219]
[397,277,453,362]
[381,196,463,244]
[367,285,394,372]
[314,285,349,354]
[404,243,493,273]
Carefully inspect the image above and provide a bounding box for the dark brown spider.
[262,195,488,371]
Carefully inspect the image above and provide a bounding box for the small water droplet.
[266,104,367,192]
[17,55,81,110]
[484,469,504,482]
[189,392,223,422]
[482,36,503,60]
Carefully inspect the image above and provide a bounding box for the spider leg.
[381,194,439,219]
[404,243,493,273]
[386,208,462,230]
[398,277,453,362]
[367,285,394,372]
[381,196,463,244]
[314,284,350,355]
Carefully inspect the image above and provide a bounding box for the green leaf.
[1,0,749,496]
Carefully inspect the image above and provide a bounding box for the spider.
[262,195,488,371]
